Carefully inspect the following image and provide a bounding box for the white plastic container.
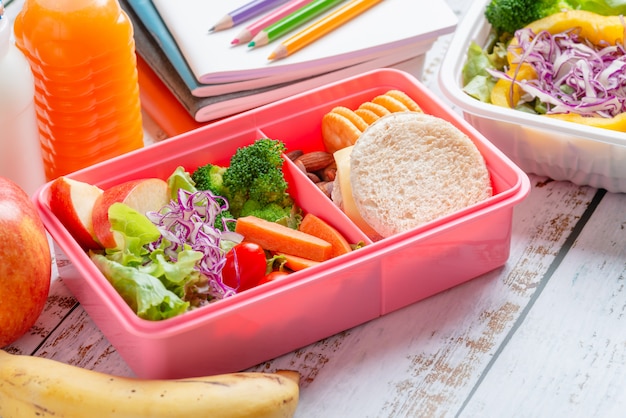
[439,0,626,193]
[0,1,45,196]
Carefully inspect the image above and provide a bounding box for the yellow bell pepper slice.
[490,63,536,108]
[523,10,625,46]
[547,112,626,132]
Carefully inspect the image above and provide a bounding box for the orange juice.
[13,0,144,181]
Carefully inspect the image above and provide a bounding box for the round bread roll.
[350,112,492,238]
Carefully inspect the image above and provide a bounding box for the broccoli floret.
[485,0,575,35]
[221,138,298,223]
[187,164,236,231]
[189,139,300,227]
[214,208,236,232]
[191,163,227,196]
[239,200,287,222]
[240,200,302,229]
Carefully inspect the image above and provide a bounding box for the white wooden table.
[5,1,626,416]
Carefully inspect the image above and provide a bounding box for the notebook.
[151,0,457,84]
[125,0,330,97]
[125,0,434,123]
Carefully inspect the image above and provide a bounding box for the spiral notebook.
[151,0,457,84]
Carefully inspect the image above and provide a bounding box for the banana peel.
[0,350,300,418]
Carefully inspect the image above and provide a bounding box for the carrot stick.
[298,213,353,258]
[235,216,332,262]
[276,252,321,271]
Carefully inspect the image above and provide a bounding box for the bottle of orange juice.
[13,0,144,181]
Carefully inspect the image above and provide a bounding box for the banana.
[0,350,299,418]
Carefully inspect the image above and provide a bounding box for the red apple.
[92,178,170,249]
[49,177,103,250]
[0,177,51,348]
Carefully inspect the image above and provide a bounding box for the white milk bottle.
[0,0,46,196]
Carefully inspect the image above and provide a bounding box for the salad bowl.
[439,0,626,193]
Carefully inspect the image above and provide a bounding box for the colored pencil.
[248,0,345,48]
[268,0,382,60]
[231,0,314,45]
[209,0,290,32]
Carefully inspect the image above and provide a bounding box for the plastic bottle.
[0,0,46,196]
[13,0,144,181]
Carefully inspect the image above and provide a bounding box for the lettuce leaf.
[91,253,189,320]
[166,165,197,201]
[92,202,211,320]
[574,0,626,15]
[90,171,239,320]
[105,202,161,265]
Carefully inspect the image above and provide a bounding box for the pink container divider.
[281,152,374,245]
[34,69,530,378]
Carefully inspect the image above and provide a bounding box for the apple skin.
[49,177,103,250]
[92,178,170,249]
[0,177,51,348]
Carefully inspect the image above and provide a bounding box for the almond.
[295,151,334,172]
[316,181,333,198]
[306,172,321,183]
[285,149,304,161]
[294,159,307,174]
[319,163,337,182]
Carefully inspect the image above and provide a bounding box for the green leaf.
[167,166,197,200]
[91,253,189,320]
[109,202,161,251]
[463,75,497,103]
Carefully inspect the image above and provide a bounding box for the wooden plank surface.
[4,0,626,416]
[461,190,626,418]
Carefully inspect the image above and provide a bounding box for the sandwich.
[332,111,493,239]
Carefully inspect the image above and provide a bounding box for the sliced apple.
[92,178,170,249]
[49,177,104,250]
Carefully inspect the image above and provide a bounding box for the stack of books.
[120,0,457,136]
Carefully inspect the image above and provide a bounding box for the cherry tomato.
[221,242,267,292]
[257,270,289,286]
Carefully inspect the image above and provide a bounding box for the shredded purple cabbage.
[489,22,626,117]
[146,189,242,300]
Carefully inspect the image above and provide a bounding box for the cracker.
[321,112,362,154]
[372,95,409,113]
[355,108,380,125]
[384,90,422,112]
[330,106,369,131]
[358,101,391,117]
